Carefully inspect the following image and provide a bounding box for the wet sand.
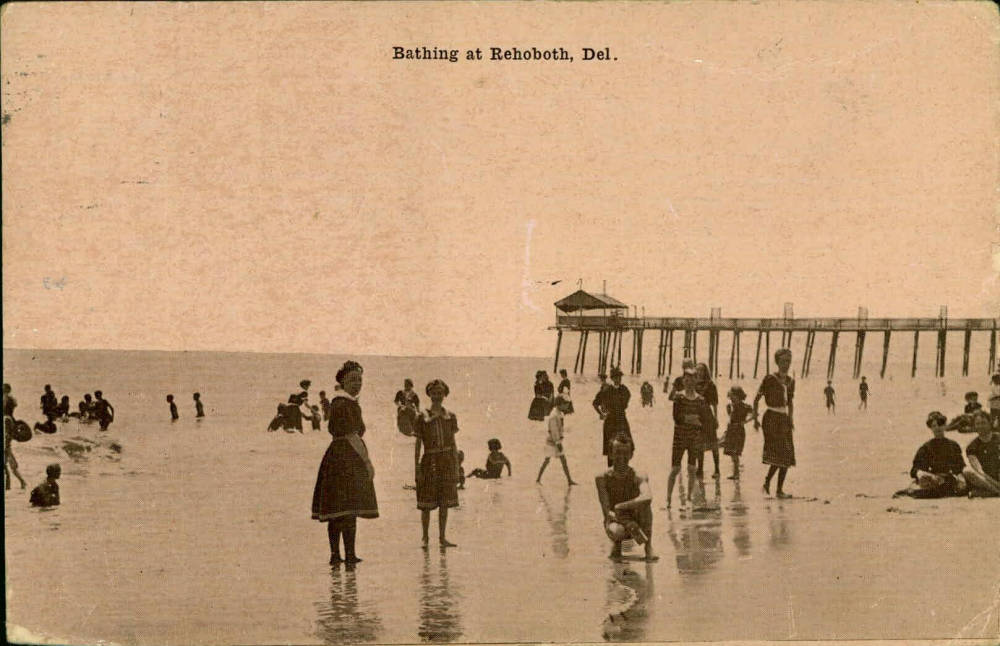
[4,349,999,644]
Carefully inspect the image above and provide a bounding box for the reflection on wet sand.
[314,566,382,644]
[603,561,654,642]
[665,482,723,574]
[766,503,792,549]
[418,549,463,642]
[538,486,571,558]
[728,482,752,556]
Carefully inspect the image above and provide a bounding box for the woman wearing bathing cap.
[312,360,379,565]
[414,379,460,548]
[753,348,796,498]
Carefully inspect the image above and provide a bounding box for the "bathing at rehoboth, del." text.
[392,46,617,63]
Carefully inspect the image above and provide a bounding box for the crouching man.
[596,432,658,561]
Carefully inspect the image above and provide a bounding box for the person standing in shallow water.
[167,395,179,422]
[593,366,632,466]
[557,369,574,414]
[414,379,460,548]
[92,391,114,431]
[753,349,796,498]
[824,381,836,415]
[193,392,205,418]
[858,377,870,410]
[311,361,379,565]
[394,379,420,437]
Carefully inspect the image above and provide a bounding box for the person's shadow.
[418,548,463,642]
[314,565,382,643]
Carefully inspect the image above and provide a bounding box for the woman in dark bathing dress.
[312,361,379,565]
[593,366,632,466]
[528,370,554,421]
[753,348,796,498]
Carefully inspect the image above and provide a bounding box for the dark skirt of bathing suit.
[312,396,379,521]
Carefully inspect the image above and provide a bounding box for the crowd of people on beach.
[6,354,998,567]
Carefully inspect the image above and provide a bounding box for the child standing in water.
[536,396,578,485]
[4,395,27,490]
[167,395,179,422]
[193,392,205,418]
[467,439,512,479]
[721,387,754,480]
[310,405,322,431]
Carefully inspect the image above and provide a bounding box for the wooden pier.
[550,291,999,379]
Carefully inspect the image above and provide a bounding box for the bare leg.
[6,453,25,489]
[536,457,550,483]
[439,508,456,547]
[421,509,431,547]
[558,456,577,485]
[764,465,779,494]
[666,466,680,508]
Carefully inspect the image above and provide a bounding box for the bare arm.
[614,473,652,511]
[414,436,422,477]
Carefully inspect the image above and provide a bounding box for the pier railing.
[553,315,999,332]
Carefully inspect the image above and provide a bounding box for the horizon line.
[1,346,551,361]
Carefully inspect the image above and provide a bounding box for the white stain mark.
[665,199,680,222]
[787,593,797,638]
[520,219,540,312]
[954,579,1000,638]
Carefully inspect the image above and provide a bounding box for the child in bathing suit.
[467,438,512,479]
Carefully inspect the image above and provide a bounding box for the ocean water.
[3,347,999,645]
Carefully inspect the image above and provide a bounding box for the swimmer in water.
[30,463,61,507]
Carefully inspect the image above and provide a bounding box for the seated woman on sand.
[595,432,658,562]
[897,411,967,498]
[962,410,1000,497]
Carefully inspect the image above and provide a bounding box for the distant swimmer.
[29,463,61,508]
[56,396,71,421]
[74,394,94,421]
[536,396,577,485]
[596,433,658,562]
[193,392,205,418]
[897,411,966,498]
[92,391,115,431]
[394,379,420,437]
[39,385,57,419]
[167,395,179,422]
[466,438,511,479]
[824,381,836,415]
[640,382,654,408]
[557,369,574,414]
[858,377,870,410]
[962,410,1000,497]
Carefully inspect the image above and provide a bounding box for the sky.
[2,2,998,357]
